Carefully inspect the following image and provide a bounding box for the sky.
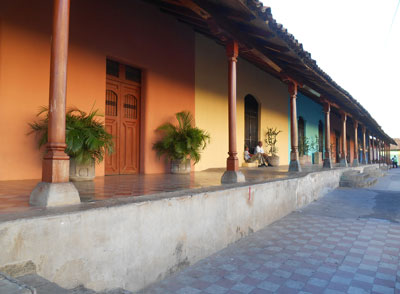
[263,0,400,139]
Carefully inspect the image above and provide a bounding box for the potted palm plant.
[265,127,282,166]
[310,135,322,165]
[29,106,114,181]
[299,136,312,165]
[153,111,210,174]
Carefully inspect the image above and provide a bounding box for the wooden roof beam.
[177,0,282,72]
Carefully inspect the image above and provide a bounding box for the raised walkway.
[0,164,362,219]
[0,164,386,293]
[140,168,400,294]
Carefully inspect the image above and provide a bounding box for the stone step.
[18,275,70,294]
[340,177,377,188]
[0,272,133,294]
[340,168,380,188]
[0,272,36,294]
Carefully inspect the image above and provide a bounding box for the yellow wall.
[195,34,289,170]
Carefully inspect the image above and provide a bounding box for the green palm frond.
[153,111,210,164]
[28,105,114,164]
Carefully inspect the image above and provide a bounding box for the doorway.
[335,131,340,163]
[298,117,305,155]
[318,120,324,152]
[105,59,141,175]
[244,95,259,153]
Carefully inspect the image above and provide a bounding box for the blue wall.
[288,92,325,162]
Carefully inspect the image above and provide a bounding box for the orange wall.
[0,0,195,180]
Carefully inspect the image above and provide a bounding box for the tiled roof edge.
[247,0,394,143]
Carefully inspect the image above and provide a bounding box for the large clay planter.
[170,159,191,174]
[313,152,323,165]
[299,155,312,166]
[268,156,280,167]
[69,158,95,181]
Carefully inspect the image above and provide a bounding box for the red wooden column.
[384,142,388,165]
[221,40,245,183]
[387,143,390,165]
[368,135,371,163]
[288,81,301,172]
[340,112,348,167]
[384,143,387,164]
[379,139,382,164]
[384,143,387,165]
[369,135,373,163]
[323,102,332,168]
[372,136,375,163]
[387,143,389,165]
[353,120,359,166]
[362,126,367,164]
[30,0,80,207]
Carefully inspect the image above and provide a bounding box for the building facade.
[0,0,395,203]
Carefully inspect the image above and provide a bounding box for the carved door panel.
[105,80,140,175]
[105,80,120,175]
[119,84,140,174]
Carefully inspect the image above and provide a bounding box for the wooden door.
[335,131,340,163]
[105,60,140,175]
[244,95,259,153]
[119,83,140,174]
[105,80,120,175]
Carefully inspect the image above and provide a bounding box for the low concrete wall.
[0,166,371,292]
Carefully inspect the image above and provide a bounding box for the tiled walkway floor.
[138,169,400,294]
[0,165,331,215]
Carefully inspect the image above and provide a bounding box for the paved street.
[139,168,400,294]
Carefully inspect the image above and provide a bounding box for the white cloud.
[264,0,400,138]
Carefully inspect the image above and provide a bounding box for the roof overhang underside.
[146,0,395,145]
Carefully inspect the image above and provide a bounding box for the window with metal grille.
[124,94,137,119]
[106,90,118,116]
[298,116,305,155]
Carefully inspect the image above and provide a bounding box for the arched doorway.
[298,116,305,155]
[318,120,324,152]
[335,131,340,163]
[244,95,259,153]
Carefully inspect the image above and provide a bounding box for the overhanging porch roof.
[146,0,395,144]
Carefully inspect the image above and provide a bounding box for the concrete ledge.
[242,162,258,168]
[0,165,374,292]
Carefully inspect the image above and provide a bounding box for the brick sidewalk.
[139,192,400,293]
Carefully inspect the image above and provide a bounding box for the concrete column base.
[30,182,80,207]
[340,158,348,167]
[289,160,302,172]
[323,158,333,169]
[352,159,359,167]
[221,170,245,184]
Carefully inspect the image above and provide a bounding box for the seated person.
[255,141,270,166]
[244,146,266,167]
